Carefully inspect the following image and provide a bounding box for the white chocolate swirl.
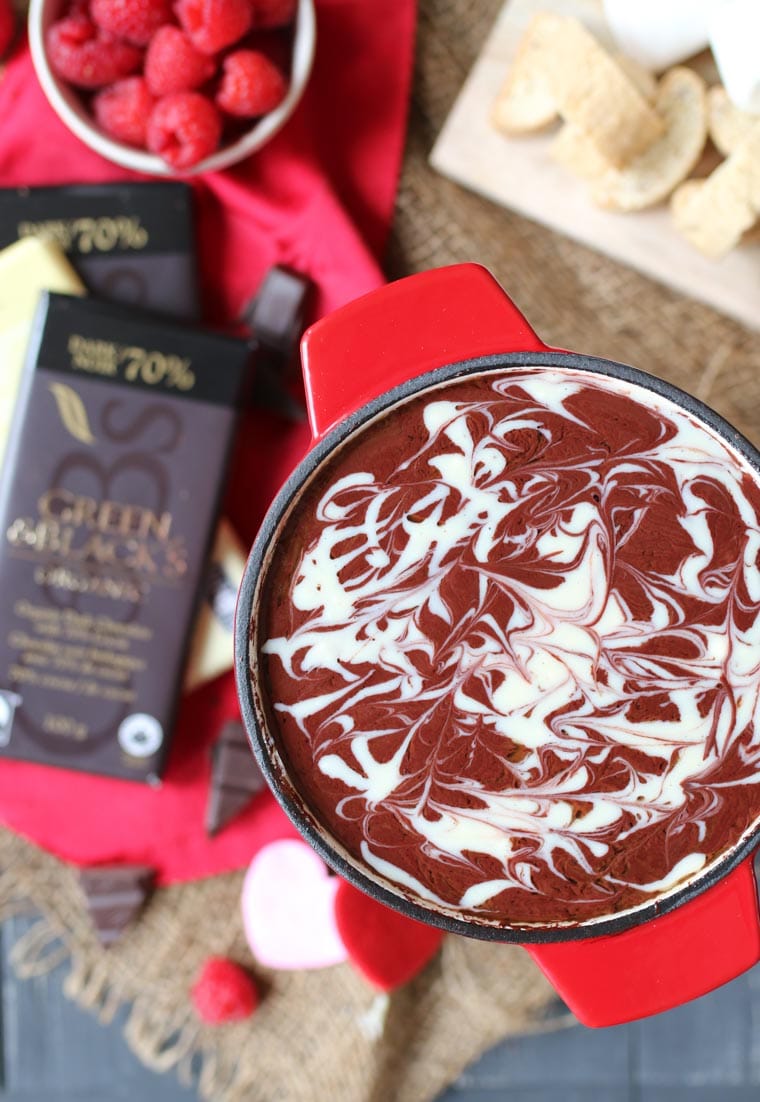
[260,369,760,925]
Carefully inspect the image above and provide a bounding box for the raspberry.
[0,0,16,59]
[175,0,252,54]
[90,0,173,45]
[145,25,216,96]
[252,0,296,29]
[191,957,258,1024]
[46,13,142,89]
[147,91,221,168]
[93,77,155,146]
[216,50,287,118]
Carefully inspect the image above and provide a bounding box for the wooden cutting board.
[430,0,760,333]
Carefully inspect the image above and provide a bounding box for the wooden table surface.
[3,890,760,1102]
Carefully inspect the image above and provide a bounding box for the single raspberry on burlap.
[191,957,258,1023]
[93,76,155,146]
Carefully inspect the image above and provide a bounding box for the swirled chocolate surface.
[255,368,760,926]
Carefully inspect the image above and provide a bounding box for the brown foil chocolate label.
[66,335,195,392]
[17,215,149,253]
[48,382,97,443]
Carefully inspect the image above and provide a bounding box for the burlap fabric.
[2,0,759,1099]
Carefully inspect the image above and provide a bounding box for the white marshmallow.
[603,0,712,72]
[709,0,760,114]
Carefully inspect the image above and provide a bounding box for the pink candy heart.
[241,839,348,971]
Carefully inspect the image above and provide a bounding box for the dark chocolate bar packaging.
[0,183,200,320]
[0,294,250,782]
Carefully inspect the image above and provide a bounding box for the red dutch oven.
[235,263,760,1027]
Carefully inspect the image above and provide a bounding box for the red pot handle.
[527,855,760,1027]
[300,264,547,438]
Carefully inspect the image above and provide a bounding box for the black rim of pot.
[234,350,760,944]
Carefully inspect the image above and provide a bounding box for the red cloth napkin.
[0,0,416,883]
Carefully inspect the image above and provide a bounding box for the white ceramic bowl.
[28,0,316,176]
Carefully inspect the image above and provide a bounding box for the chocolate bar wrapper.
[0,183,200,321]
[0,293,249,782]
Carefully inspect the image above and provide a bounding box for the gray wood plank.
[1,915,196,1100]
[452,1021,632,1088]
[438,1088,632,1102]
[1,1093,193,1102]
[634,968,756,1088]
[744,950,760,1082]
[640,1091,760,1102]
[440,967,760,1101]
[2,914,759,1102]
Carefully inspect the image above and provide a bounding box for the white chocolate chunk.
[0,237,85,466]
[184,517,248,691]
